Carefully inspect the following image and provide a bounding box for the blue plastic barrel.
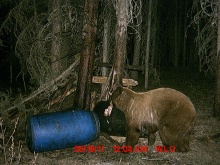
[26,109,100,153]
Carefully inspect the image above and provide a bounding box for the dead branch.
[92,76,138,87]
[48,87,76,107]
[6,57,80,112]
[49,76,138,106]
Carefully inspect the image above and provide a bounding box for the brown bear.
[110,86,196,152]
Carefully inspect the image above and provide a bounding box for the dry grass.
[0,117,22,165]
[1,69,220,164]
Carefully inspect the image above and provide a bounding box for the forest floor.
[1,68,220,165]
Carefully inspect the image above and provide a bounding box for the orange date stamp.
[73,145,105,153]
[113,145,148,153]
[73,145,176,153]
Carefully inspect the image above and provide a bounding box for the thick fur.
[111,86,196,152]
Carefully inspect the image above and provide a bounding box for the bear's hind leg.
[159,125,190,152]
[175,132,190,152]
[176,138,190,152]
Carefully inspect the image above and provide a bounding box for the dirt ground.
[1,69,220,165]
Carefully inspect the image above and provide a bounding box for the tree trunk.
[213,3,220,118]
[145,0,152,89]
[174,0,179,67]
[152,0,159,70]
[73,0,98,110]
[150,0,158,69]
[112,0,128,88]
[131,8,142,80]
[182,0,187,68]
[51,0,62,75]
[101,2,111,95]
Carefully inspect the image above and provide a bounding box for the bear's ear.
[114,85,123,95]
[117,86,123,92]
[110,85,123,100]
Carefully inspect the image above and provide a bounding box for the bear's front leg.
[126,129,141,147]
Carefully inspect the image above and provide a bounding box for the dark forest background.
[0,0,214,88]
[0,0,218,118]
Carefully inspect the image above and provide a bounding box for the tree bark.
[174,0,179,67]
[101,2,111,95]
[213,3,220,118]
[145,0,152,89]
[112,0,128,88]
[183,0,187,68]
[73,0,98,110]
[150,0,158,69]
[151,0,159,70]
